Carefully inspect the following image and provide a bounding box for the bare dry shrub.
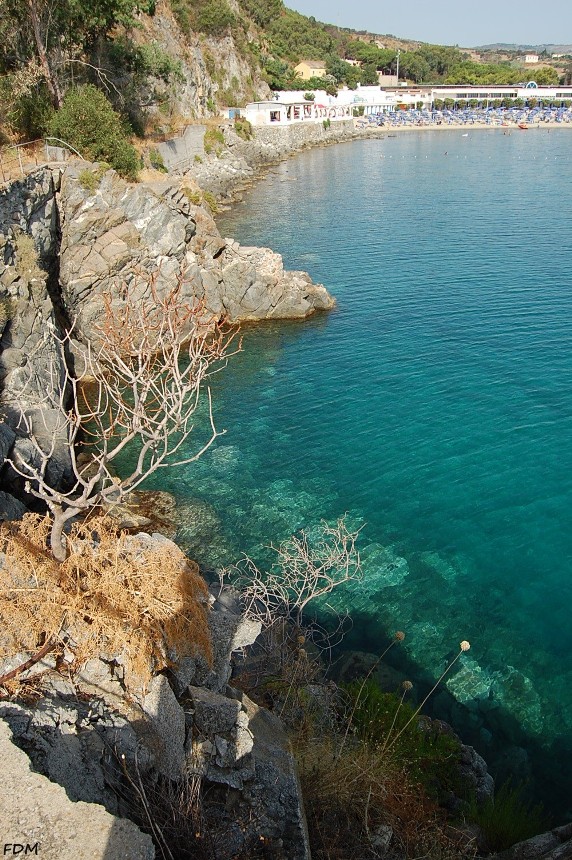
[221,516,362,630]
[112,753,268,860]
[0,513,212,686]
[298,739,476,860]
[7,276,241,561]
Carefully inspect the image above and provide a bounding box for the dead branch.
[6,273,241,560]
[221,516,362,639]
[0,637,57,686]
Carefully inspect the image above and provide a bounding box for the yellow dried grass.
[0,514,212,687]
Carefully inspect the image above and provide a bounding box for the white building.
[243,85,572,127]
[243,95,353,126]
[429,84,572,104]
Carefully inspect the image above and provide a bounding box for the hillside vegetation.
[0,0,568,160]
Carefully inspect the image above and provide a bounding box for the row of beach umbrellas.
[360,106,572,127]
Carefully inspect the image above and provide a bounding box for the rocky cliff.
[0,163,333,517]
[113,0,270,126]
[0,528,310,860]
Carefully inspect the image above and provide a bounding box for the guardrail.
[0,137,84,184]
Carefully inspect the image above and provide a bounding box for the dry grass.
[0,513,212,688]
[13,231,44,283]
[297,739,477,860]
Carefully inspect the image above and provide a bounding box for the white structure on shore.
[243,84,572,126]
[244,87,410,126]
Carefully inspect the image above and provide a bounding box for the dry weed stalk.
[383,641,471,754]
[6,276,240,560]
[0,513,212,686]
[338,630,406,757]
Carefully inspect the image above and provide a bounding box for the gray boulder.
[0,718,155,860]
[491,823,572,859]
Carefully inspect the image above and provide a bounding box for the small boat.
[518,123,528,130]
[462,133,469,137]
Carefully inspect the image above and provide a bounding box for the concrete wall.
[157,125,206,172]
[253,119,358,153]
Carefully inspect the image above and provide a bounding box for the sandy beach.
[354,117,572,132]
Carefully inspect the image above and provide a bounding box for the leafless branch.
[221,516,363,637]
[7,273,241,560]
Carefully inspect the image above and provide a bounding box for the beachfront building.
[429,84,572,106]
[243,85,572,127]
[243,95,353,126]
[378,73,398,87]
[294,61,327,80]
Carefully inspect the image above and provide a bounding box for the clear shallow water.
[149,130,572,814]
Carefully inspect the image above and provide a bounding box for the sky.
[284,0,572,48]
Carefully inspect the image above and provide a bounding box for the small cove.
[143,129,572,815]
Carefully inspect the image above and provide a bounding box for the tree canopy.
[0,0,153,107]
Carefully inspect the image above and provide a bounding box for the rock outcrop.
[0,164,333,515]
[55,165,333,339]
[122,0,270,126]
[0,718,155,860]
[491,823,572,860]
[0,535,310,860]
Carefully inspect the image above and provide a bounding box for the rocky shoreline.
[2,132,572,858]
[172,118,382,205]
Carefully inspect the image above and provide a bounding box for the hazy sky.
[285,0,572,48]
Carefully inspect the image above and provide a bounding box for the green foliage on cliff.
[234,116,253,140]
[467,780,549,852]
[238,0,283,27]
[170,0,236,37]
[49,85,139,179]
[0,0,155,109]
[345,679,463,801]
[0,297,15,329]
[203,127,225,155]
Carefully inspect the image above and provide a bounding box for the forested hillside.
[0,0,566,157]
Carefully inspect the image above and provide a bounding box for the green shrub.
[467,780,549,852]
[7,87,54,139]
[234,116,252,140]
[202,190,218,213]
[49,85,139,180]
[182,188,202,205]
[203,127,225,155]
[76,162,111,194]
[238,0,283,27]
[135,43,184,82]
[78,169,99,193]
[149,148,167,172]
[0,296,15,329]
[344,679,462,800]
[196,0,235,36]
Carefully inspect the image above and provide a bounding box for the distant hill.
[475,43,572,53]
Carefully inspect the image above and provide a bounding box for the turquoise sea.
[151,129,572,815]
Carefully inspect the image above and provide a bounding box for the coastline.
[182,116,571,207]
[187,125,572,825]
